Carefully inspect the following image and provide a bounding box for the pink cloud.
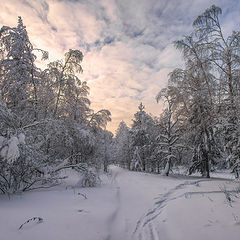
[1,0,238,133]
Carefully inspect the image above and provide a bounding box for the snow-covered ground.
[0,166,240,240]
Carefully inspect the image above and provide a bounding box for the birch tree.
[156,89,182,176]
[193,5,240,177]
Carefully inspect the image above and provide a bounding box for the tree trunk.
[103,162,108,173]
[163,159,171,176]
[127,160,131,170]
[234,168,239,179]
[202,157,210,178]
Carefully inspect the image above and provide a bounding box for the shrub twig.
[18,217,43,230]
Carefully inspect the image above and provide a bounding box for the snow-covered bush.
[0,18,112,195]
[0,101,61,193]
[78,169,101,187]
[0,133,44,193]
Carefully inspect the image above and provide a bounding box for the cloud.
[0,0,239,132]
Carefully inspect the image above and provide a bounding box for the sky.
[0,0,240,133]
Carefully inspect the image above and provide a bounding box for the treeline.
[113,5,240,178]
[0,17,112,194]
[0,5,239,195]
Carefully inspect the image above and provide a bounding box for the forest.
[0,5,240,195]
[1,4,240,240]
[113,5,240,179]
[0,16,113,194]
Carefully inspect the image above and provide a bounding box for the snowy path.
[133,177,240,240]
[133,179,211,240]
[0,166,240,240]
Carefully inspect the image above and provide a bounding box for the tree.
[162,49,219,177]
[63,81,91,122]
[92,129,113,172]
[130,103,156,172]
[0,17,47,122]
[45,49,83,118]
[114,121,132,169]
[192,5,240,177]
[156,89,182,176]
[0,98,56,194]
[193,5,240,113]
[88,109,111,130]
[0,18,113,194]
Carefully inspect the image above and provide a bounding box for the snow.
[6,136,20,163]
[0,166,240,240]
[0,134,25,163]
[0,136,5,147]
[18,133,25,144]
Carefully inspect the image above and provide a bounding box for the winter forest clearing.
[1,166,240,240]
[1,2,240,240]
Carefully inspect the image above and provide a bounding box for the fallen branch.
[78,192,87,199]
[18,217,43,230]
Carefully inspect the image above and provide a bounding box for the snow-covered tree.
[156,89,183,176]
[193,5,240,111]
[92,129,113,172]
[44,49,84,119]
[0,18,112,194]
[88,109,111,130]
[114,121,132,169]
[0,17,47,122]
[0,99,54,194]
[130,103,156,172]
[192,5,240,177]
[164,46,219,177]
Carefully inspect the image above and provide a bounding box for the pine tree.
[0,17,47,123]
[114,121,132,169]
[130,103,156,172]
